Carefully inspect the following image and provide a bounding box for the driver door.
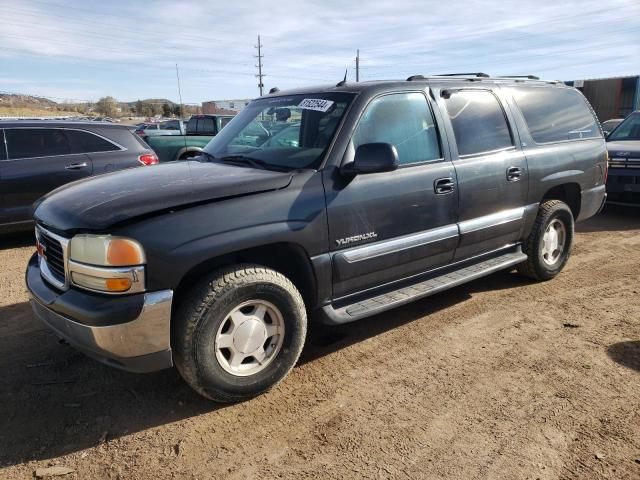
[324,91,459,299]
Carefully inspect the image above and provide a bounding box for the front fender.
[112,170,329,291]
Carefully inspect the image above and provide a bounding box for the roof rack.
[497,75,540,80]
[435,72,490,78]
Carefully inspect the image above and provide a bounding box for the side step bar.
[321,247,527,325]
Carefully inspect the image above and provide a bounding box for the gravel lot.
[1,207,639,479]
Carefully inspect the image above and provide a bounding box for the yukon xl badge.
[336,232,377,246]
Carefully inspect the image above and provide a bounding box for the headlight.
[70,235,145,266]
[68,235,146,294]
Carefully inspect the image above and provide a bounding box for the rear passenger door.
[65,128,128,174]
[437,88,529,260]
[1,128,93,224]
[325,91,459,299]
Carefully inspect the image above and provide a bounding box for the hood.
[34,161,293,232]
[606,140,640,158]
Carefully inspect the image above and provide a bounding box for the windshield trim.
[203,92,358,172]
[315,92,360,170]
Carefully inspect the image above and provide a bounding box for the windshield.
[608,112,640,141]
[202,93,355,170]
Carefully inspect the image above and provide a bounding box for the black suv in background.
[26,75,606,402]
[0,121,158,232]
[605,111,640,205]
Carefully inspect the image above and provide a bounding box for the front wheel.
[517,199,574,281]
[173,265,307,402]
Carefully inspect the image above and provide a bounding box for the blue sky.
[1,0,639,104]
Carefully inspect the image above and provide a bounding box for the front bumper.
[606,169,640,206]
[26,253,173,373]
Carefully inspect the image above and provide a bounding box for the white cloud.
[0,0,638,100]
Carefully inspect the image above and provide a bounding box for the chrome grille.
[609,157,640,169]
[36,226,70,290]
[39,231,65,280]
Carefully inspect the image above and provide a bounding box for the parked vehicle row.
[144,114,234,162]
[604,110,640,206]
[0,121,158,232]
[26,75,606,402]
[134,119,186,139]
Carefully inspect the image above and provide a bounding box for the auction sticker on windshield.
[298,98,334,112]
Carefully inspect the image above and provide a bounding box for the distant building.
[202,99,252,115]
[565,75,640,121]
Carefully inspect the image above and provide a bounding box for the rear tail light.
[138,153,159,166]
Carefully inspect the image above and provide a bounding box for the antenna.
[175,63,184,119]
[336,69,348,87]
[175,63,188,154]
[255,35,265,97]
[356,49,360,82]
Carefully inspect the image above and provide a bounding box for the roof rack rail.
[497,75,540,80]
[406,75,427,81]
[435,72,490,78]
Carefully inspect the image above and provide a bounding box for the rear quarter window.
[66,129,120,154]
[512,87,601,143]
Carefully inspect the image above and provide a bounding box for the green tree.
[162,103,172,117]
[95,96,118,117]
[135,100,143,115]
[142,102,154,117]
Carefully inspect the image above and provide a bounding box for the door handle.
[65,162,88,170]
[506,166,522,182]
[434,177,455,194]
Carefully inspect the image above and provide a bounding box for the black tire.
[517,199,574,281]
[172,264,307,402]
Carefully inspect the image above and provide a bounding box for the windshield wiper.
[218,155,270,170]
[196,151,217,162]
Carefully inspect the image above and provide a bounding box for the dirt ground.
[1,207,639,480]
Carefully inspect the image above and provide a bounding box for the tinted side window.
[0,130,7,160]
[5,128,71,159]
[198,117,215,134]
[353,92,441,165]
[186,118,198,134]
[512,87,600,143]
[220,117,233,129]
[444,90,513,156]
[66,130,119,153]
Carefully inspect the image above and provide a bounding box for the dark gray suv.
[0,121,158,232]
[26,74,607,402]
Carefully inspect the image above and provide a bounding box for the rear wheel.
[173,265,307,402]
[517,199,574,281]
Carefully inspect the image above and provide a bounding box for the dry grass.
[0,106,79,117]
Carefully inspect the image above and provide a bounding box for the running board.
[321,247,527,324]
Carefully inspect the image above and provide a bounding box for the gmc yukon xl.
[26,74,607,402]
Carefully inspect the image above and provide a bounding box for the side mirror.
[341,142,399,175]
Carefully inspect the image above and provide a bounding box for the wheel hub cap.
[233,319,267,354]
[214,300,285,377]
[541,219,566,266]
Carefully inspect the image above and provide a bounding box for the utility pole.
[255,35,265,96]
[356,49,360,82]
